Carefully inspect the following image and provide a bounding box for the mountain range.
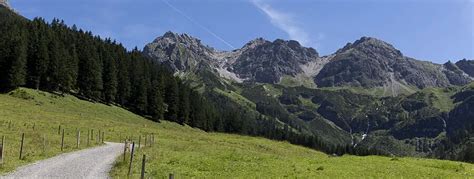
[144,31,474,161]
[1,0,473,162]
[144,32,472,92]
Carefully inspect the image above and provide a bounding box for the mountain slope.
[144,32,474,162]
[315,37,472,89]
[1,88,472,178]
[456,59,474,77]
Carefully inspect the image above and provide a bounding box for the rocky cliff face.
[143,32,474,160]
[0,0,11,10]
[315,37,472,89]
[231,38,319,83]
[143,31,216,73]
[144,32,325,84]
[144,32,473,90]
[456,59,474,78]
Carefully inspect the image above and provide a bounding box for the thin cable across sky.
[161,0,236,49]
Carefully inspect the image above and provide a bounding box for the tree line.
[0,8,379,157]
[0,12,217,127]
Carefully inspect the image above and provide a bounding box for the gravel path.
[2,142,123,179]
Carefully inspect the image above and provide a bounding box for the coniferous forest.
[0,6,381,157]
[0,10,217,127]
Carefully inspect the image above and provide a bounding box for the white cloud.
[251,0,311,46]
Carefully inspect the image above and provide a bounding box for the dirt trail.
[2,142,123,179]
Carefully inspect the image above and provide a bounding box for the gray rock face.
[144,32,322,84]
[143,31,215,73]
[144,32,472,90]
[232,38,319,83]
[456,59,474,77]
[0,0,8,8]
[315,37,472,88]
[442,61,472,85]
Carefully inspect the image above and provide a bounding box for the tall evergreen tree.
[77,33,103,99]
[0,20,28,89]
[102,47,118,104]
[165,77,179,122]
[27,18,49,89]
[178,83,190,124]
[148,79,164,121]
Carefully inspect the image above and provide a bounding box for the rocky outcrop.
[143,31,216,72]
[232,38,319,83]
[143,32,324,84]
[314,37,472,88]
[145,33,472,89]
[456,59,474,78]
[0,0,8,8]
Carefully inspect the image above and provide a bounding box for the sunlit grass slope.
[0,88,160,173]
[0,88,473,178]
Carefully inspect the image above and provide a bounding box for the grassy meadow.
[0,88,473,178]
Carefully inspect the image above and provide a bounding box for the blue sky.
[10,0,474,63]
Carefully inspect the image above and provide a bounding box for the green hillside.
[0,88,472,178]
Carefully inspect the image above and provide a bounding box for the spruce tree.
[165,78,179,122]
[2,21,28,89]
[102,49,118,104]
[178,83,190,124]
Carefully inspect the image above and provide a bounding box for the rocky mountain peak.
[153,31,209,49]
[143,31,216,72]
[337,36,403,59]
[0,0,11,9]
[230,38,320,83]
[241,38,269,50]
[456,59,474,77]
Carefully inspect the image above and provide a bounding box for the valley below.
[0,88,472,178]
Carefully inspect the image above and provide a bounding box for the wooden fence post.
[152,134,155,145]
[128,142,135,176]
[144,135,147,147]
[87,130,90,146]
[140,155,146,179]
[150,135,152,146]
[91,129,94,141]
[123,140,128,162]
[169,173,174,179]
[61,129,65,151]
[1,136,5,165]
[19,133,24,160]
[42,135,47,154]
[138,136,141,150]
[101,131,105,144]
[58,125,61,135]
[76,130,81,148]
[98,130,101,144]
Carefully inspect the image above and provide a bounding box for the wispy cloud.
[251,0,311,46]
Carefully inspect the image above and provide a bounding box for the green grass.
[113,131,474,178]
[262,84,282,97]
[213,88,256,110]
[420,87,458,112]
[298,96,319,110]
[1,88,473,178]
[279,75,317,88]
[0,88,162,174]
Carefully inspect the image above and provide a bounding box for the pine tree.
[77,33,103,99]
[165,78,179,122]
[115,47,131,105]
[178,83,190,124]
[148,79,164,121]
[2,20,28,89]
[27,18,49,90]
[102,48,118,104]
